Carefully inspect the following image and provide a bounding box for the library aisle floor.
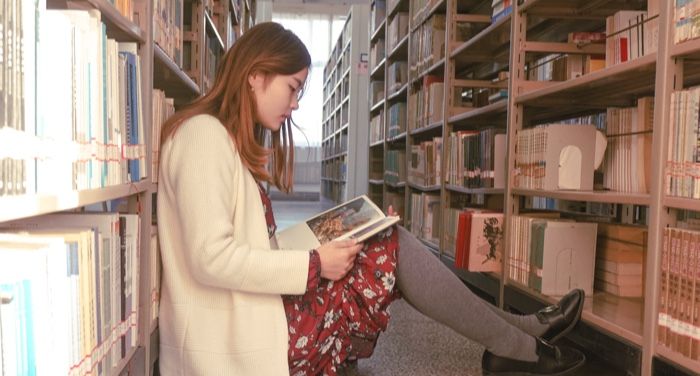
[271,199,626,376]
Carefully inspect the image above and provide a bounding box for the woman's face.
[249,68,309,132]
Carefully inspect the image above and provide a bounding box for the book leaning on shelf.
[275,195,400,251]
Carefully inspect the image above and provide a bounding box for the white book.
[275,195,400,250]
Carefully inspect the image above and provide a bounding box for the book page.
[275,195,400,250]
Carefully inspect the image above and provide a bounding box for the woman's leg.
[394,226,538,362]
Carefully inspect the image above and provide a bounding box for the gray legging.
[395,226,539,361]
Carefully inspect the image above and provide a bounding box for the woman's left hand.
[386,205,397,217]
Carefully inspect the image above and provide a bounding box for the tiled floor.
[271,199,627,375]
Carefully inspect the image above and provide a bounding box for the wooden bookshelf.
[366,0,699,374]
[0,180,151,223]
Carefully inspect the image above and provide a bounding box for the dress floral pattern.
[257,184,401,376]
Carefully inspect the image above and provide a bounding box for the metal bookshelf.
[321,4,371,204]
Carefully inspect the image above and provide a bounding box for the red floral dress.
[257,184,401,376]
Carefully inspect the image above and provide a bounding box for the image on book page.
[275,195,400,250]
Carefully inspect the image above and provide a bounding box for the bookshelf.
[367,0,700,374]
[321,4,370,204]
[0,0,254,375]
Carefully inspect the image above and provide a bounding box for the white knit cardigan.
[157,114,310,375]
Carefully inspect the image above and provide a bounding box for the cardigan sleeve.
[166,115,310,295]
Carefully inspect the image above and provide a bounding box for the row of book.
[387,102,407,138]
[605,7,659,67]
[513,124,600,191]
[322,132,348,158]
[1,0,32,197]
[370,39,386,72]
[384,149,406,186]
[409,137,442,188]
[370,111,385,145]
[491,0,512,23]
[525,32,606,82]
[407,76,444,132]
[388,12,409,53]
[151,90,176,183]
[153,0,183,66]
[371,81,385,106]
[0,213,141,376]
[452,71,508,113]
[388,61,409,95]
[409,193,440,245]
[666,86,700,199]
[371,0,386,36]
[446,129,506,189]
[601,97,654,194]
[509,214,598,296]
[675,0,700,44]
[595,223,646,298]
[0,6,147,198]
[448,210,505,273]
[321,157,347,181]
[408,13,445,76]
[321,180,347,203]
[658,224,700,359]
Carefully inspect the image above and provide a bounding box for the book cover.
[467,212,504,273]
[275,195,400,250]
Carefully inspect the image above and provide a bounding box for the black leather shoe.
[536,289,585,343]
[482,338,585,375]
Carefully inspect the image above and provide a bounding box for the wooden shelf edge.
[655,344,700,375]
[446,184,504,195]
[507,281,644,346]
[371,58,386,77]
[371,20,386,42]
[514,54,656,105]
[84,0,145,42]
[204,10,226,51]
[153,44,201,96]
[671,38,700,58]
[388,34,409,60]
[370,139,385,147]
[410,0,447,33]
[371,99,386,113]
[0,180,151,222]
[369,179,384,185]
[511,188,651,206]
[386,132,407,143]
[664,195,700,212]
[111,343,139,375]
[408,182,441,192]
[450,13,511,60]
[409,121,443,136]
[387,83,409,101]
[412,57,446,85]
[448,101,507,124]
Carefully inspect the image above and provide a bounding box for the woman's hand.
[316,239,364,281]
[386,205,397,217]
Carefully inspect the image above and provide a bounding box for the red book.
[454,210,472,270]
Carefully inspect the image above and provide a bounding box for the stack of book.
[594,224,646,298]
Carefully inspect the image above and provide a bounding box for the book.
[275,195,400,250]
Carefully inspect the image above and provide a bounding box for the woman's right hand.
[316,239,364,281]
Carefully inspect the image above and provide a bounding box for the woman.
[157,22,586,376]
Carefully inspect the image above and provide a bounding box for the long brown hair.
[160,22,311,193]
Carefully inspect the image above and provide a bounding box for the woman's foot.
[481,338,585,375]
[536,289,585,343]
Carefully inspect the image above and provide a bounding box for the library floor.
[271,199,627,376]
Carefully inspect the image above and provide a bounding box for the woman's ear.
[248,72,264,92]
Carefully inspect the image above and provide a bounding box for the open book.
[275,195,400,250]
